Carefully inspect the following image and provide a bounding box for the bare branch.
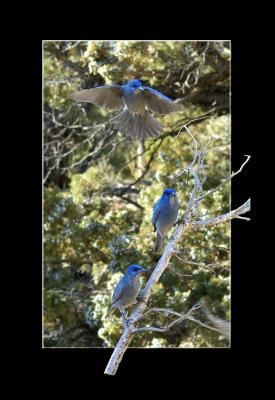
[60,131,127,173]
[167,265,193,278]
[104,218,194,375]
[234,215,250,221]
[104,120,249,375]
[172,254,216,273]
[47,43,89,76]
[132,304,201,333]
[61,41,86,53]
[132,302,230,338]
[120,138,166,195]
[187,316,230,337]
[116,195,144,210]
[196,155,251,203]
[192,199,251,227]
[139,306,199,321]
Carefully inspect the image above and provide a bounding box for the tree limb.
[195,155,251,203]
[191,199,251,228]
[104,123,250,375]
[104,194,249,375]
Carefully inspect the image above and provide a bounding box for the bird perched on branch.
[152,188,179,253]
[70,79,183,139]
[105,265,147,328]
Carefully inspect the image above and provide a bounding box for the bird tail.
[110,110,164,139]
[155,233,164,253]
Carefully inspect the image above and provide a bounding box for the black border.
[18,36,257,381]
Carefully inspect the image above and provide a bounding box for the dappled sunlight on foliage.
[44,40,230,348]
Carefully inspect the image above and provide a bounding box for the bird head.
[162,188,177,198]
[127,79,143,89]
[126,265,147,277]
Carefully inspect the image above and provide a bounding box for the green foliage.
[44,40,230,347]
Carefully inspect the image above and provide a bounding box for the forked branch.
[104,120,250,375]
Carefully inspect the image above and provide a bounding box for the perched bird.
[152,188,179,253]
[106,265,147,328]
[70,79,183,139]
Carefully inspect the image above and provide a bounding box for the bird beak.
[139,86,145,91]
[171,193,176,197]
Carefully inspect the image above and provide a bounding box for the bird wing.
[139,86,184,115]
[110,277,125,307]
[70,85,124,110]
[152,201,161,232]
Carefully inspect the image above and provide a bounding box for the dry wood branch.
[104,218,192,375]
[120,138,166,195]
[104,122,250,375]
[192,199,251,227]
[172,254,217,273]
[131,303,229,337]
[195,155,251,204]
[187,316,230,337]
[60,131,126,173]
[234,215,250,221]
[139,306,200,321]
[167,265,193,278]
[132,304,201,333]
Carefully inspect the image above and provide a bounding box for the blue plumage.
[152,188,179,253]
[70,79,183,139]
[106,265,147,328]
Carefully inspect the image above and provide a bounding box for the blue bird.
[106,265,147,328]
[152,188,179,253]
[70,79,183,139]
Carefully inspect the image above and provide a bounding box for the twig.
[118,196,144,210]
[172,254,216,273]
[61,41,85,53]
[139,306,199,321]
[132,304,201,333]
[187,316,230,337]
[104,121,249,375]
[120,138,165,195]
[192,199,251,227]
[195,155,251,203]
[234,215,250,221]
[104,217,195,375]
[167,265,193,278]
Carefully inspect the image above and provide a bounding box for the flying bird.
[70,79,183,139]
